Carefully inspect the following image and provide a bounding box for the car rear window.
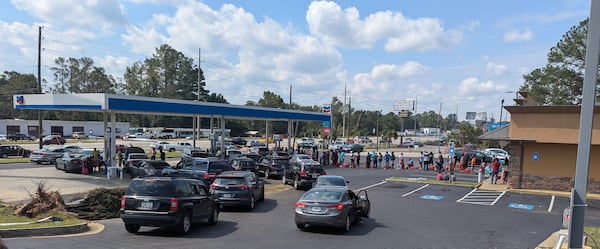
[149,161,171,169]
[301,190,342,202]
[208,162,233,173]
[214,177,244,185]
[126,179,174,197]
[318,177,346,186]
[130,154,148,160]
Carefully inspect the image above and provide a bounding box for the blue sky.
[0,0,591,121]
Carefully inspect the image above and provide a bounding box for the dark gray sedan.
[55,152,86,173]
[295,186,370,232]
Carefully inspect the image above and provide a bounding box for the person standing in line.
[151,147,157,160]
[423,151,430,170]
[490,158,500,184]
[436,151,444,172]
[371,152,377,168]
[419,151,425,170]
[117,149,123,167]
[91,148,99,173]
[384,151,391,169]
[356,152,361,168]
[390,152,396,170]
[159,147,166,161]
[378,152,383,168]
[366,152,371,168]
[350,152,355,168]
[428,151,434,169]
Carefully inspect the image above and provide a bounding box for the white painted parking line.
[548,195,555,212]
[354,180,387,191]
[457,189,506,206]
[401,184,429,197]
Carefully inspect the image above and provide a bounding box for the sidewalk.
[478,180,600,200]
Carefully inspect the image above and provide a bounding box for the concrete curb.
[0,223,89,238]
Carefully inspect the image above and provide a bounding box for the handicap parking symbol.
[420,195,444,201]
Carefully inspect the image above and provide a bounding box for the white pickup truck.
[328,140,348,151]
[150,141,194,152]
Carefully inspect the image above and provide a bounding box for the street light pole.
[376,110,380,152]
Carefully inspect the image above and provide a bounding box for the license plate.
[311,206,322,212]
[223,193,232,198]
[140,201,153,209]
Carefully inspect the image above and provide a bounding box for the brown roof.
[504,105,600,114]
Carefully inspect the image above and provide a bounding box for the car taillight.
[327,203,344,210]
[321,170,326,175]
[120,196,126,209]
[170,198,178,211]
[209,183,217,189]
[299,170,307,177]
[295,201,306,208]
[238,185,249,190]
[204,173,217,179]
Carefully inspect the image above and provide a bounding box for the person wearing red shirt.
[490,158,500,184]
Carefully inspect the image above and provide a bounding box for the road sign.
[322,121,331,128]
[321,128,331,134]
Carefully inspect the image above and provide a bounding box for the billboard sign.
[394,99,414,111]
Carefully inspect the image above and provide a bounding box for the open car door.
[355,189,371,218]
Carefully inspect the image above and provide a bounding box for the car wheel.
[169,148,175,152]
[341,215,351,232]
[259,188,265,202]
[296,223,305,230]
[176,211,192,235]
[293,177,300,190]
[1,154,7,159]
[54,162,58,169]
[35,162,41,165]
[246,195,255,211]
[124,223,140,233]
[281,175,287,185]
[208,207,219,225]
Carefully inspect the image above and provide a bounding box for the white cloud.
[121,1,345,104]
[458,77,499,95]
[350,61,431,98]
[486,62,507,75]
[503,29,534,42]
[11,0,127,30]
[306,1,465,51]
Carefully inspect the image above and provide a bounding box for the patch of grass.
[0,208,83,230]
[585,227,600,248]
[0,157,30,164]
[387,176,477,188]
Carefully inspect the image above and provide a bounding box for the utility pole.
[342,82,346,139]
[413,97,417,135]
[37,26,43,149]
[347,96,351,140]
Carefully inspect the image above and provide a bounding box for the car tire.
[35,162,41,165]
[246,195,255,211]
[169,148,175,152]
[176,211,192,235]
[124,223,140,233]
[293,177,300,190]
[208,207,219,225]
[341,215,351,232]
[259,188,265,202]
[296,223,305,230]
[282,175,287,185]
[1,154,7,159]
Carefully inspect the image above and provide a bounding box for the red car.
[42,135,66,145]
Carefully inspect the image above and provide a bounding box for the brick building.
[481,105,600,194]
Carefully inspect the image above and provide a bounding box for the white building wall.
[0,119,129,137]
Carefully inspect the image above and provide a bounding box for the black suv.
[257,155,290,179]
[120,177,220,235]
[230,157,259,173]
[8,133,32,141]
[283,161,327,190]
[210,171,265,210]
[0,145,31,158]
[163,157,233,185]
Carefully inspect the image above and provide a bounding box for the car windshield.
[296,155,311,160]
[301,189,342,202]
[214,177,244,185]
[126,179,173,197]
